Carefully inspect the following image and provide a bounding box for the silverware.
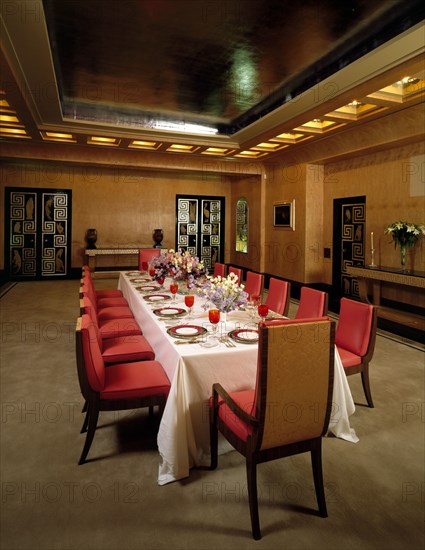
[174,338,200,345]
[220,336,236,348]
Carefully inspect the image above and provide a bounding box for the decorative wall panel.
[176,195,225,271]
[333,196,366,299]
[5,187,72,279]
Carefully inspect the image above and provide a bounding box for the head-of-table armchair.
[335,297,377,408]
[209,319,335,540]
[139,248,161,271]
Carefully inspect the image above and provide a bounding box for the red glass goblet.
[258,304,269,321]
[170,281,179,301]
[208,309,220,339]
[184,294,195,318]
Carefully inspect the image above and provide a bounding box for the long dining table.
[118,272,359,485]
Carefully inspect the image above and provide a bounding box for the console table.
[85,247,152,274]
[347,265,425,332]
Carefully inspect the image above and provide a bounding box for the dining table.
[118,272,359,486]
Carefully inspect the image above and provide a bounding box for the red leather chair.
[295,287,328,319]
[335,298,377,408]
[76,315,170,464]
[244,271,263,299]
[139,248,161,271]
[80,296,142,340]
[265,277,290,316]
[80,283,134,322]
[228,266,243,284]
[81,276,128,308]
[213,263,226,277]
[210,319,335,539]
[82,266,123,298]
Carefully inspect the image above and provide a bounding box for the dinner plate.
[228,328,259,344]
[136,284,160,292]
[143,294,171,302]
[167,325,208,339]
[153,307,187,318]
[126,271,141,276]
[131,277,154,284]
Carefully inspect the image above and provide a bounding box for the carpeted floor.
[0,279,423,550]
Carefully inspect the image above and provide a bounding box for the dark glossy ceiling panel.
[43,0,424,135]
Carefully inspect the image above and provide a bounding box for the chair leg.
[361,365,374,408]
[80,409,89,433]
[246,456,261,540]
[209,410,218,470]
[311,441,327,518]
[82,400,87,413]
[79,405,99,465]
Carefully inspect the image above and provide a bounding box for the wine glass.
[208,309,220,339]
[141,261,149,273]
[170,281,179,301]
[149,265,156,280]
[157,277,165,289]
[184,294,195,319]
[257,304,269,322]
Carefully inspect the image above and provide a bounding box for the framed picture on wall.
[273,200,295,229]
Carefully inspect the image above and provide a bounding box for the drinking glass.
[258,304,269,321]
[208,309,220,339]
[141,261,149,272]
[149,265,156,280]
[170,281,179,301]
[157,277,165,288]
[184,294,195,319]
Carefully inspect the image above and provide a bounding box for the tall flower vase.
[399,244,407,271]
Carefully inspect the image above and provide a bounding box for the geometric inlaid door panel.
[5,187,72,279]
[332,195,366,299]
[176,195,225,271]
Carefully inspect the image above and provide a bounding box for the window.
[236,197,248,253]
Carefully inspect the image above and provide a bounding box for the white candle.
[371,231,374,250]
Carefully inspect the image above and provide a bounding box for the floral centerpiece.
[384,220,425,267]
[199,272,248,313]
[151,248,207,289]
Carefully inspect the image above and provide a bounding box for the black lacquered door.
[332,195,366,299]
[176,195,225,271]
[5,187,72,279]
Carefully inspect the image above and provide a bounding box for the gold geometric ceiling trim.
[166,144,201,153]
[200,147,237,156]
[270,132,313,145]
[326,101,387,121]
[128,140,163,150]
[40,131,77,143]
[0,91,30,139]
[367,76,425,104]
[293,118,346,134]
[233,150,270,158]
[87,136,121,147]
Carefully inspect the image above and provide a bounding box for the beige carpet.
[0,279,423,550]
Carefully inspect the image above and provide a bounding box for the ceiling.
[1,0,424,161]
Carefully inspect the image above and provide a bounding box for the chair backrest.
[228,266,243,285]
[213,263,226,277]
[335,298,376,358]
[80,283,98,312]
[265,278,290,316]
[252,319,335,452]
[80,295,100,326]
[244,271,263,299]
[295,287,328,319]
[79,314,106,392]
[139,249,161,270]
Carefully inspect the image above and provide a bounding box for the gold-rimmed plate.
[143,294,171,303]
[136,284,161,292]
[167,325,208,339]
[131,277,153,284]
[228,328,259,344]
[153,307,187,318]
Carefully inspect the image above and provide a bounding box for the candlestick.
[368,248,377,268]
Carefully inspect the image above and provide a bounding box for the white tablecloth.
[118,273,358,485]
